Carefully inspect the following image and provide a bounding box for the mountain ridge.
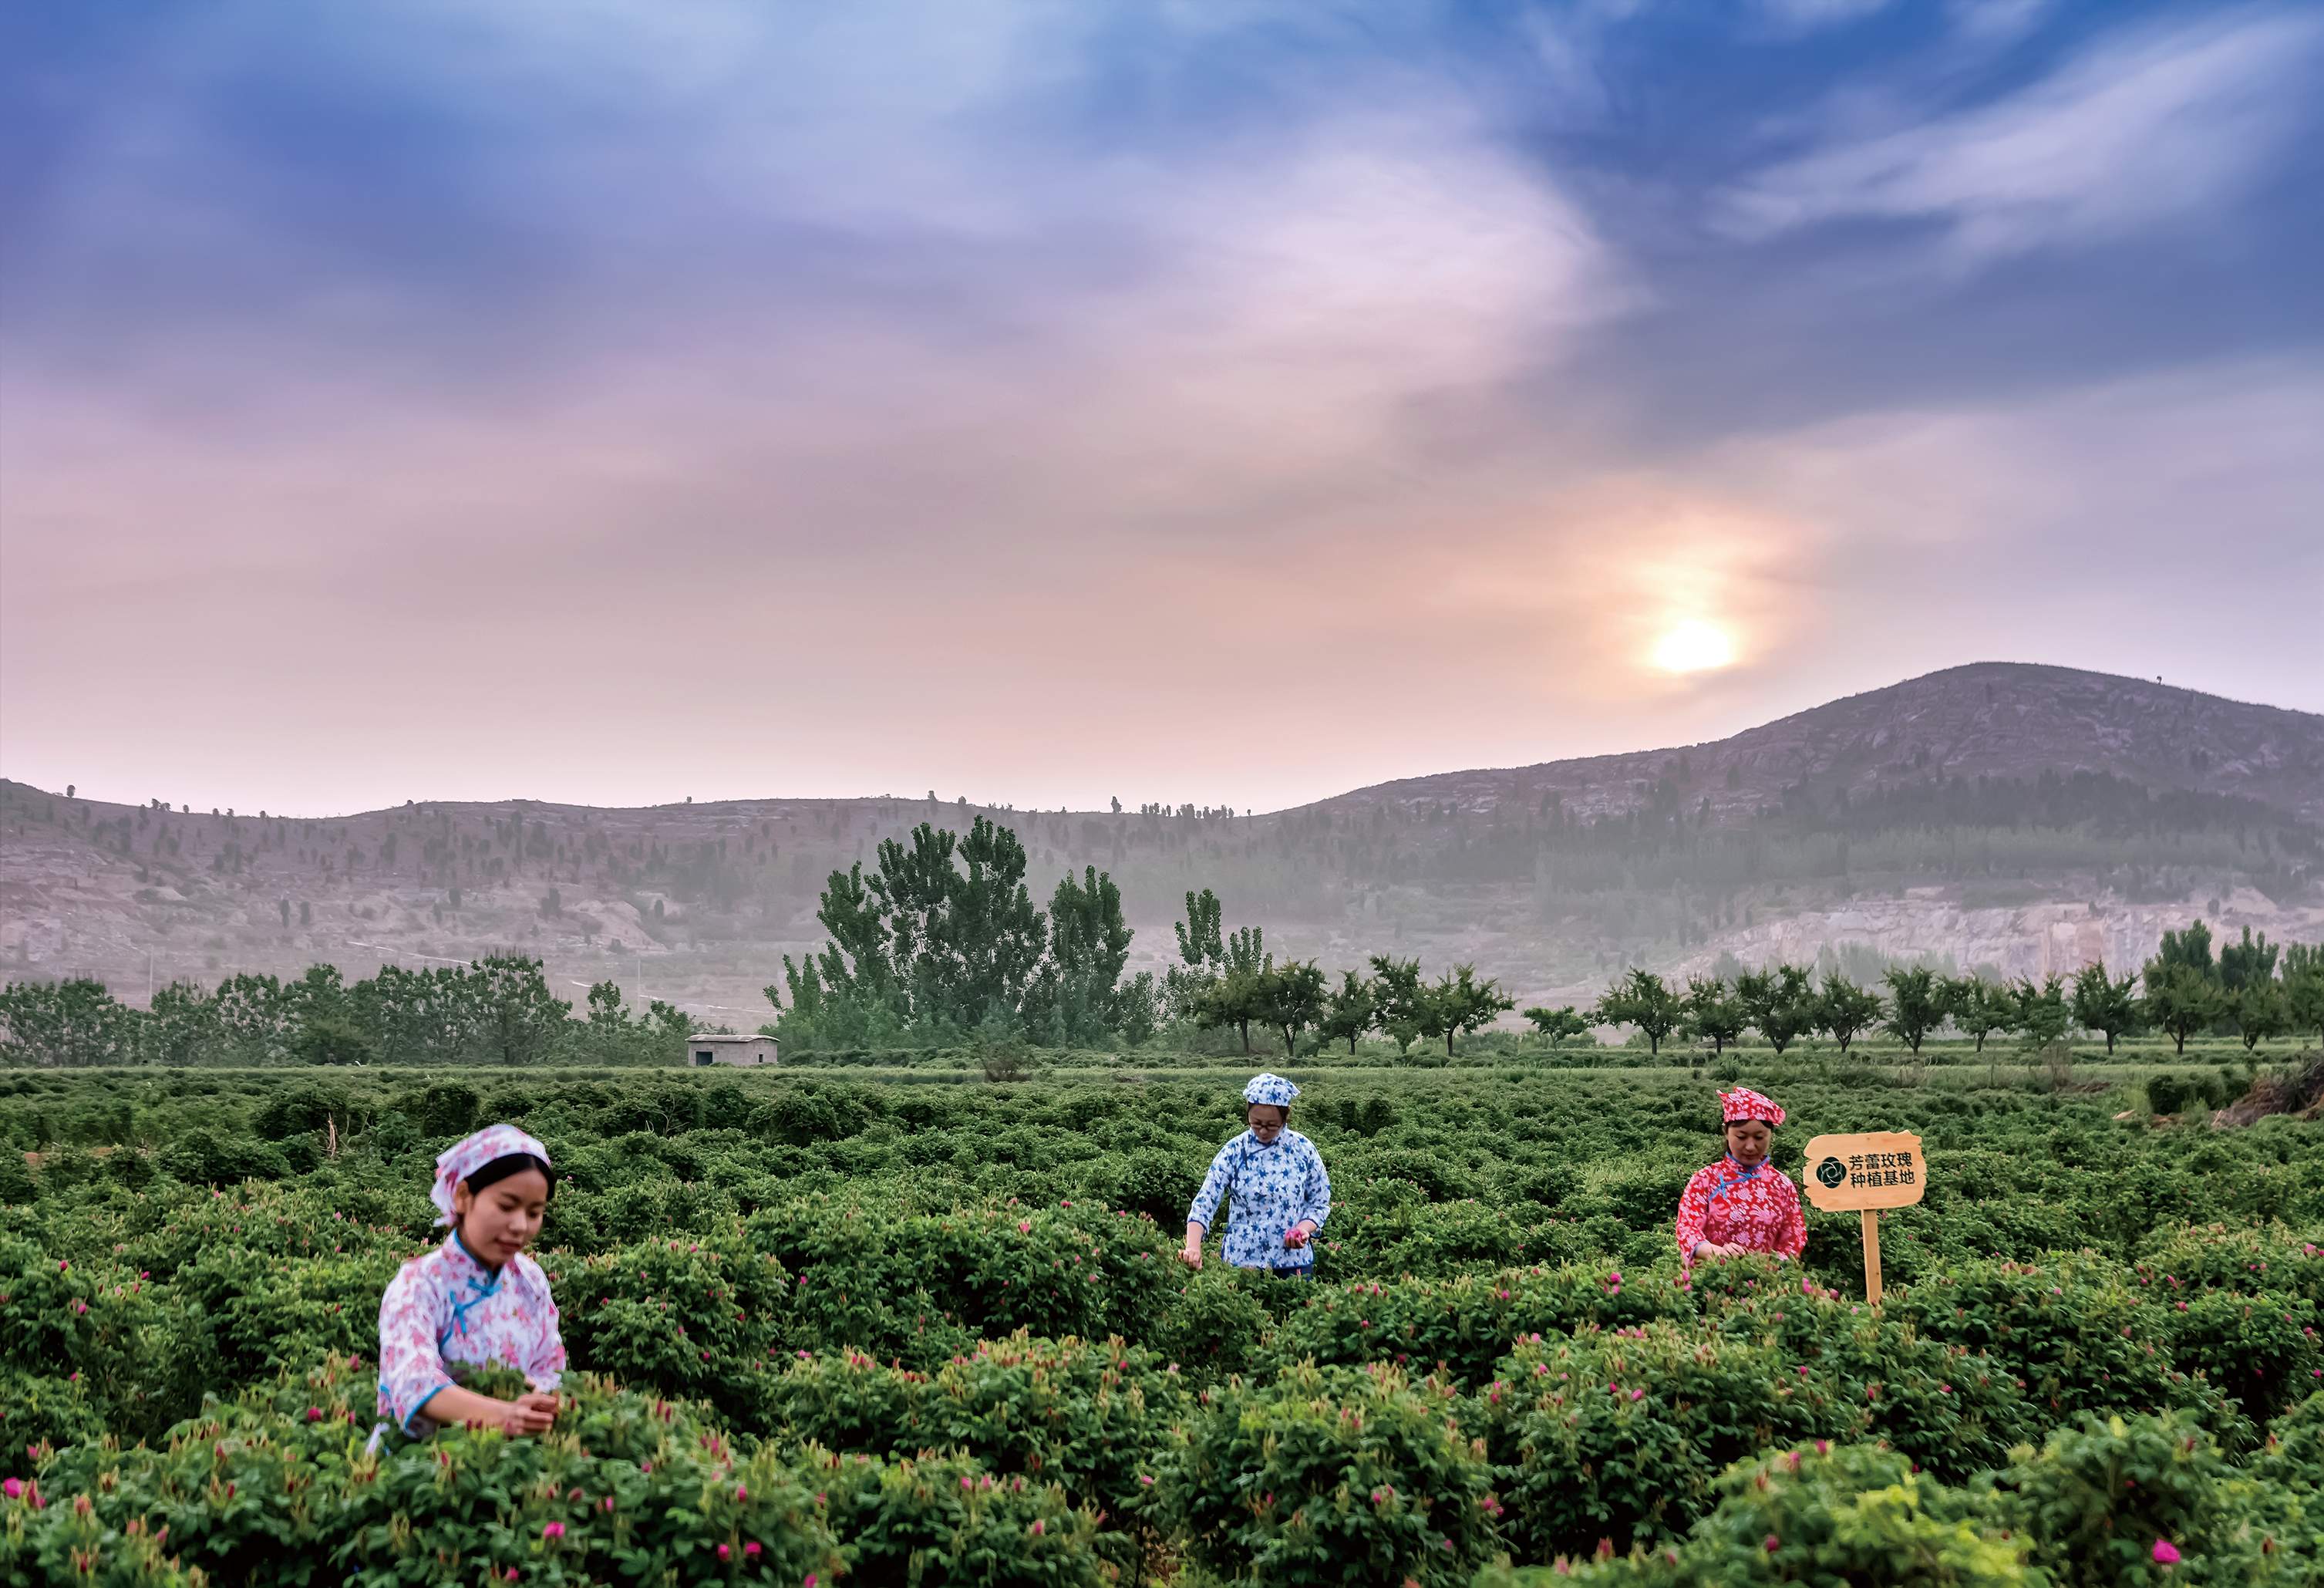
[5,662,2319,1020]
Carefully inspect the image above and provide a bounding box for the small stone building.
[688,1033,779,1067]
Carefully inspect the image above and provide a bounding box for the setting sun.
[1652,619,1736,674]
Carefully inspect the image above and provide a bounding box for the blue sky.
[2,0,2319,814]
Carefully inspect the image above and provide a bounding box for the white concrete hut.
[687,1033,780,1067]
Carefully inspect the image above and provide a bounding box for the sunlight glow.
[1651,619,1736,674]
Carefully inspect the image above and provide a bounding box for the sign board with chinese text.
[1801,1131,1927,1213]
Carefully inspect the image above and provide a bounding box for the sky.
[3,0,2320,818]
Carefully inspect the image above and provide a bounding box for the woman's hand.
[1177,1241,1203,1269]
[1692,1240,1739,1260]
[500,1392,558,1436]
[1282,1222,1315,1250]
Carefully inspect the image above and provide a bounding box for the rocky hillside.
[1324,663,2324,825]
[5,663,2319,1023]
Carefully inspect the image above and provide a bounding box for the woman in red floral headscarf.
[1676,1087,1806,1266]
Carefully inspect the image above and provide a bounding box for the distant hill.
[5,663,2319,1023]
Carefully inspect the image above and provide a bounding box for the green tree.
[2067,962,2143,1054]
[471,955,565,1066]
[144,981,223,1066]
[1815,973,1884,1054]
[1032,865,1133,1046]
[1944,975,2012,1054]
[1164,888,1228,1023]
[1680,976,1746,1056]
[2009,973,2070,1049]
[1521,1005,1590,1046]
[1320,970,1375,1055]
[289,1013,376,1067]
[2217,925,2279,993]
[1430,963,1514,1057]
[1258,960,1329,1057]
[1194,962,1268,1054]
[1736,965,1817,1055]
[2154,919,2216,982]
[0,978,135,1067]
[1173,887,1225,971]
[1592,969,1684,1056]
[2141,960,2224,1056]
[1366,956,1426,1057]
[2229,976,2288,1052]
[2285,942,2324,1048]
[1880,966,1946,1055]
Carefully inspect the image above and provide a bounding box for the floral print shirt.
[1187,1129,1332,1271]
[1676,1155,1807,1266]
[376,1232,564,1435]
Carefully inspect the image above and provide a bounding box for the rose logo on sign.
[1815,1155,1847,1189]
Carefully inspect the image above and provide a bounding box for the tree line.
[1581,918,2324,1059]
[763,816,1523,1058]
[0,957,685,1069]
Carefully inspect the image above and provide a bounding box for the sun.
[1651,619,1736,674]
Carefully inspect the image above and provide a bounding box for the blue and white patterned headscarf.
[1243,1073,1299,1108]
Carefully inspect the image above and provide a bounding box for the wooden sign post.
[1800,1131,1926,1306]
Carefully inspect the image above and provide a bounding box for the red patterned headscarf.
[1719,1087,1785,1128]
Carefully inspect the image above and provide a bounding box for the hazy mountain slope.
[1323,663,2324,824]
[4,663,2318,1023]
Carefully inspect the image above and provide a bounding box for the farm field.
[2,1060,2320,1586]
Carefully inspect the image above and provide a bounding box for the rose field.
[2,1060,2320,1586]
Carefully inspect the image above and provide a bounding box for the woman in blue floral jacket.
[1180,1074,1332,1278]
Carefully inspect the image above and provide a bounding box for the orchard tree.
[1432,964,1514,1057]
[1681,976,1746,1056]
[1194,963,1268,1054]
[2141,960,2224,1056]
[2231,976,2289,1053]
[2010,973,2071,1050]
[1521,1005,1590,1046]
[1815,973,1884,1054]
[1366,956,1426,1057]
[1945,976,2012,1054]
[1881,966,1945,1055]
[1736,965,1817,1055]
[1320,971,1375,1055]
[2285,942,2324,1048]
[1593,969,1684,1056]
[2067,962,2144,1054]
[1260,960,1329,1057]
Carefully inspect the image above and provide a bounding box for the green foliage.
[1945,976,2015,1054]
[1523,1005,1592,1047]
[1883,966,1948,1055]
[1736,966,1817,1054]
[2009,974,2070,1050]
[3,1060,2319,1583]
[1984,1411,2292,1586]
[1816,974,1885,1054]
[1595,971,1684,1057]
[1164,1361,1499,1587]
[2069,963,2144,1054]
[2144,962,2227,1055]
[1681,976,1746,1055]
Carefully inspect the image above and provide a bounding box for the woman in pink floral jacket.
[1675,1087,1806,1267]
[373,1124,566,1444]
